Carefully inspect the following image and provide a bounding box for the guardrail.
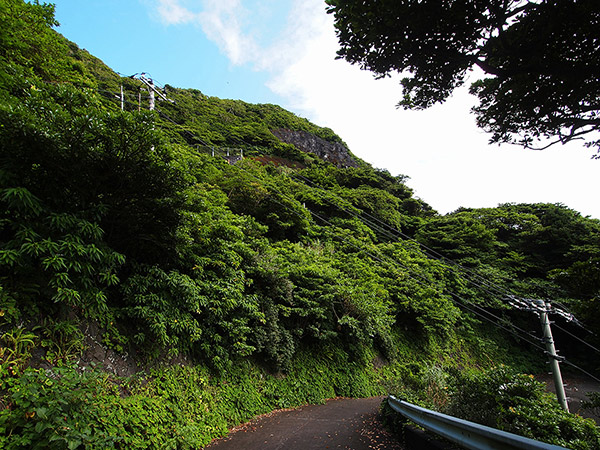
[387,396,568,450]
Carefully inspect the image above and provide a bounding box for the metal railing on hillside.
[387,396,568,450]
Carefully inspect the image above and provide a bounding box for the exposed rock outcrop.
[271,128,359,168]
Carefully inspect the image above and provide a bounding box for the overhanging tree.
[325,0,600,154]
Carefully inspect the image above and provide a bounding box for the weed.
[0,327,37,386]
[36,319,86,366]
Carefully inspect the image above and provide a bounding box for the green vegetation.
[383,365,600,450]
[1,1,599,448]
[448,366,600,449]
[0,353,384,450]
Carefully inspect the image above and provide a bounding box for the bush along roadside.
[382,365,600,450]
[0,347,388,450]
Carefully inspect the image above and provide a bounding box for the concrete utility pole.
[131,73,175,151]
[120,85,124,111]
[136,73,170,111]
[535,299,569,412]
[149,81,155,111]
[507,296,571,412]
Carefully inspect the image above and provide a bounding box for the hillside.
[1,1,600,449]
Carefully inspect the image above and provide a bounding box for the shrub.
[447,366,600,449]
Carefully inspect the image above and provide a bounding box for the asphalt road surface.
[541,374,600,423]
[204,397,404,450]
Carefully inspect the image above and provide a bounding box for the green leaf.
[1,187,43,216]
[67,439,82,450]
[0,249,19,267]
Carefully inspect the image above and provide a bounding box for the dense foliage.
[0,350,386,450]
[448,366,600,449]
[1,1,599,448]
[325,0,600,154]
[383,365,600,449]
[416,204,600,328]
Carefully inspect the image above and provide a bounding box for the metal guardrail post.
[387,396,568,450]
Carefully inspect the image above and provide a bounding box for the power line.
[292,173,518,302]
[85,88,598,345]
[288,171,599,343]
[191,123,580,344]
[152,95,600,385]
[208,130,600,384]
[212,149,548,351]
[290,172,515,300]
[554,323,600,354]
[563,360,600,384]
[222,155,600,393]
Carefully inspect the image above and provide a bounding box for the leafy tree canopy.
[325,0,600,154]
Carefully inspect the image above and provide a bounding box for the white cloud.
[150,0,259,65]
[155,0,198,25]
[148,0,600,218]
[196,0,260,65]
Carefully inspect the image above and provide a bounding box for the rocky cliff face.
[271,129,359,168]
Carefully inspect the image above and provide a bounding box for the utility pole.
[120,85,124,111]
[507,296,571,411]
[131,73,174,151]
[134,73,170,110]
[149,80,155,111]
[535,299,569,412]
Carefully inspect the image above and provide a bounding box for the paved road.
[204,397,404,450]
[540,374,600,422]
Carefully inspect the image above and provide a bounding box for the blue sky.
[51,0,600,218]
[52,0,282,103]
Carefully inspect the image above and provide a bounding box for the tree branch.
[505,1,540,20]
[522,126,596,151]
[473,58,505,77]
